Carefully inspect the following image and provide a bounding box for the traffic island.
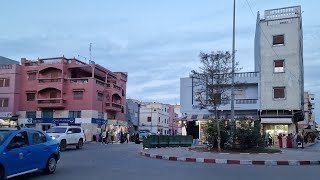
[140,147,320,166]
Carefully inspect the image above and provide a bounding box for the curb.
[140,151,320,166]
[187,148,282,155]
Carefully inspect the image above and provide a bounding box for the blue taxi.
[0,127,60,179]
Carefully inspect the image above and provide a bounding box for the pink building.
[17,57,127,140]
[168,105,179,135]
[0,60,21,125]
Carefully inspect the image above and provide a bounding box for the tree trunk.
[215,108,221,152]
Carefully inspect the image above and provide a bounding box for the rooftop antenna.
[89,43,95,64]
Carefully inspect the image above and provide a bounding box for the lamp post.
[230,0,236,146]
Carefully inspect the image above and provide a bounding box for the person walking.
[126,132,130,143]
[101,131,107,145]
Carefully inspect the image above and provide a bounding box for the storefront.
[0,112,17,127]
[261,118,296,146]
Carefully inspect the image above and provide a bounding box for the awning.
[179,114,210,121]
[261,118,292,124]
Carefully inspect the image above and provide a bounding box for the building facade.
[180,72,260,142]
[180,6,308,144]
[255,6,304,137]
[139,102,174,135]
[298,92,316,132]
[0,58,21,125]
[16,57,127,141]
[126,99,141,132]
[168,105,178,135]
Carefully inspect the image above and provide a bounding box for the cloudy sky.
[1,0,319,122]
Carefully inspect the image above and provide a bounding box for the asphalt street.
[11,143,320,180]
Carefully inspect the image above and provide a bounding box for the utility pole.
[89,43,93,63]
[230,0,236,145]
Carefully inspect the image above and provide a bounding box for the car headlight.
[52,135,60,140]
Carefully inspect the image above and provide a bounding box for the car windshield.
[46,127,67,133]
[0,130,13,145]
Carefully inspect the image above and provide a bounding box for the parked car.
[139,130,154,142]
[46,126,85,151]
[0,127,60,179]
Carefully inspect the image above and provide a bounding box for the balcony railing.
[234,72,258,78]
[105,102,122,111]
[221,99,258,105]
[39,78,62,83]
[37,98,65,108]
[0,65,12,69]
[70,79,88,84]
[106,83,121,91]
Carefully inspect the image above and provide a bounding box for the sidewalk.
[141,142,320,166]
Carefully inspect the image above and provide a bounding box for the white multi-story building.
[180,5,309,144]
[255,6,304,136]
[139,102,170,135]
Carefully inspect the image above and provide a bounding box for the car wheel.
[44,156,57,174]
[0,166,4,180]
[60,140,67,151]
[76,139,83,149]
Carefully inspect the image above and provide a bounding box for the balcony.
[37,98,65,109]
[70,79,89,84]
[219,99,259,110]
[105,102,122,112]
[106,83,121,91]
[234,72,259,84]
[39,78,63,83]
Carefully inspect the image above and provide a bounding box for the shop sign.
[0,112,12,118]
[92,118,107,124]
[32,118,75,124]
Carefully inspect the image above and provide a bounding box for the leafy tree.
[206,119,229,149]
[235,120,261,150]
[191,51,240,151]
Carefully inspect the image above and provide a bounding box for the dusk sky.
[1,0,319,122]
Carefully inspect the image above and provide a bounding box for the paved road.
[11,143,319,180]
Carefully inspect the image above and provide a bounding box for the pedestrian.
[111,132,114,144]
[278,133,283,148]
[120,131,124,144]
[265,132,270,146]
[135,133,140,144]
[101,131,107,145]
[106,131,109,144]
[126,132,130,143]
[269,135,273,146]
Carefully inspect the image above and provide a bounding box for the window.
[42,110,53,118]
[27,93,36,101]
[28,72,37,80]
[213,93,221,104]
[97,93,103,101]
[8,132,29,149]
[69,111,81,118]
[73,91,83,100]
[274,60,285,73]
[72,128,81,133]
[98,112,104,119]
[0,78,9,87]
[31,131,47,144]
[147,117,151,122]
[273,35,284,45]
[0,98,9,107]
[273,87,285,99]
[26,111,37,118]
[158,117,160,123]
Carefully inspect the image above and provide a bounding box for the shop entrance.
[264,124,288,146]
